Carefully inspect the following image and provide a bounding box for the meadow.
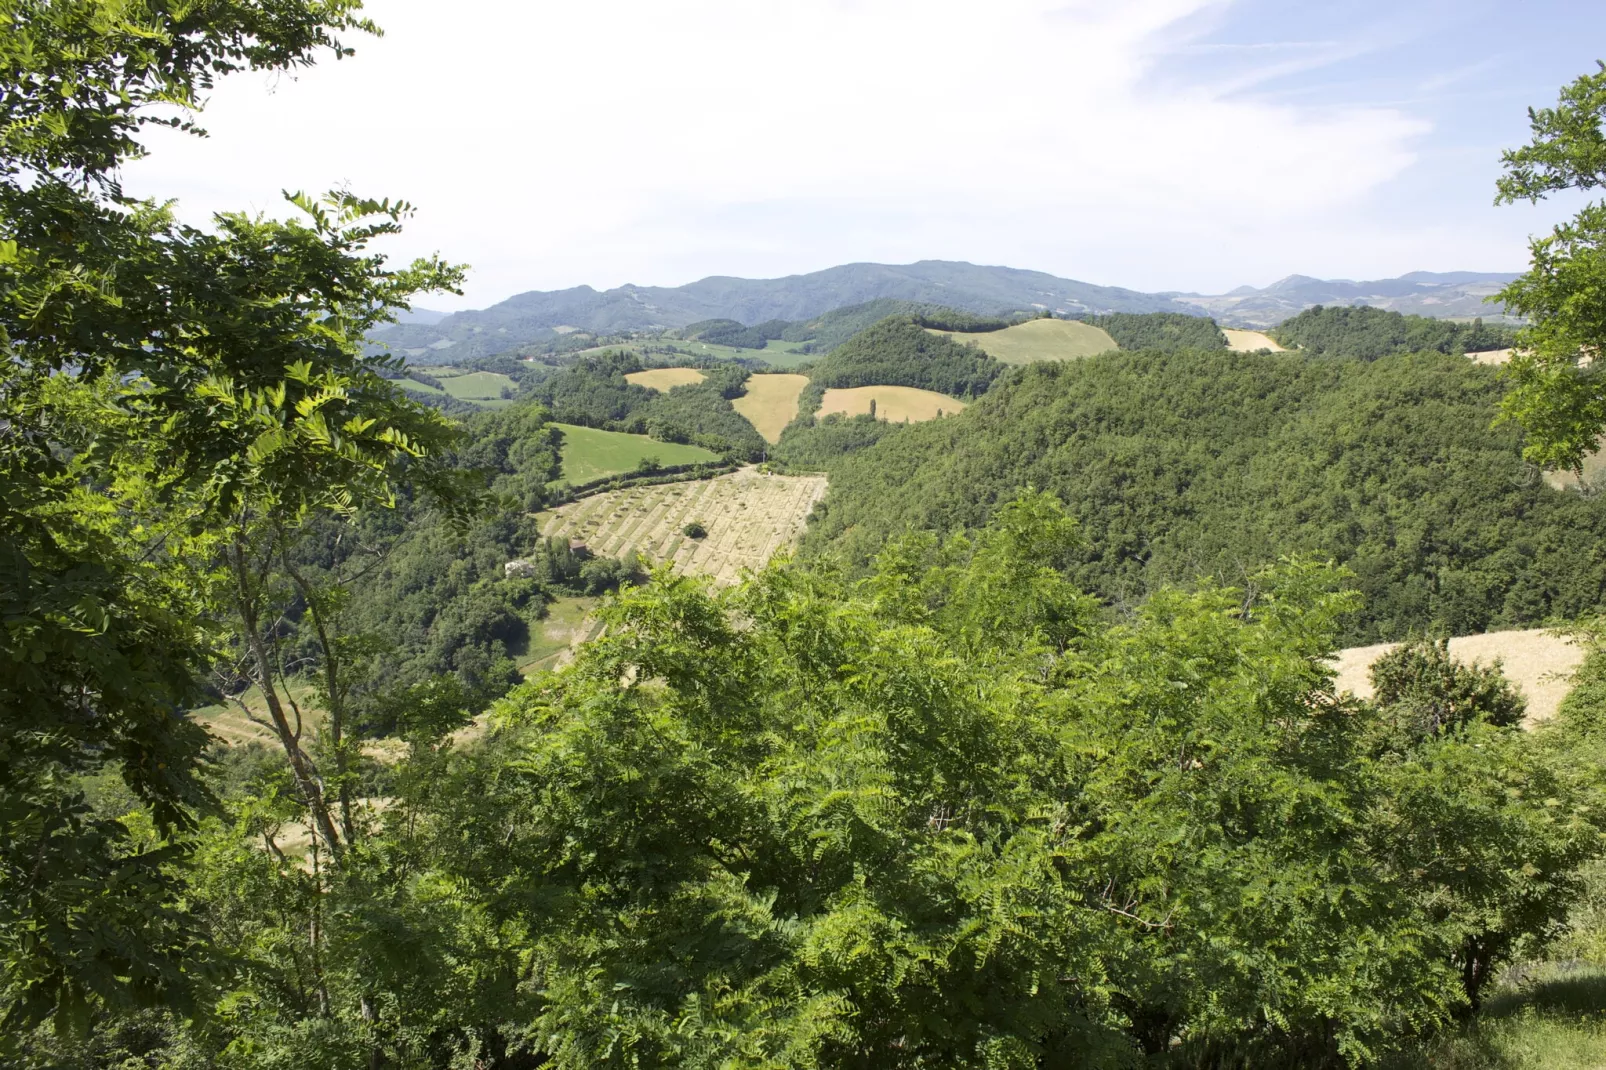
[551,422,720,485]
[732,373,810,442]
[517,594,602,674]
[928,317,1118,364]
[818,385,967,423]
[539,467,828,585]
[397,365,519,407]
[625,367,706,391]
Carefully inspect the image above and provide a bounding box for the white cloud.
[120,0,1483,309]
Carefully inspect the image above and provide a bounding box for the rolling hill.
[370,261,1207,361]
[1173,271,1520,328]
[372,263,1523,363]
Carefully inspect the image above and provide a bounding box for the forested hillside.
[801,349,1606,643]
[1273,306,1518,358]
[805,317,1007,397]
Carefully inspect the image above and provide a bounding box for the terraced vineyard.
[540,467,827,585]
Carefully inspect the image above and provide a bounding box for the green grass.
[519,595,598,673]
[753,340,816,369]
[397,367,518,408]
[1383,965,1606,1069]
[552,422,719,485]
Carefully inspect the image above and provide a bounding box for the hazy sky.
[121,0,1605,311]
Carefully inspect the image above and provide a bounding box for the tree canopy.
[1272,306,1516,360]
[798,349,1606,644]
[1495,62,1606,474]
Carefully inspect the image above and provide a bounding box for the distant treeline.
[1091,311,1227,351]
[1273,305,1518,359]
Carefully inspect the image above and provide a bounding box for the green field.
[553,422,720,485]
[397,366,518,408]
[928,318,1118,365]
[518,595,602,674]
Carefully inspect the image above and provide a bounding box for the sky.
[121,0,1606,311]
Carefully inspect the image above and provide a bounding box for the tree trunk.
[230,540,343,858]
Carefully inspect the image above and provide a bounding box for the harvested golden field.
[625,367,706,392]
[539,467,828,585]
[818,385,966,423]
[928,318,1117,365]
[1468,348,1514,365]
[1222,328,1285,352]
[1332,629,1585,725]
[732,373,809,442]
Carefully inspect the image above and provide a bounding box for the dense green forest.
[10,4,1606,1068]
[1273,306,1518,358]
[804,317,1008,397]
[22,500,1606,1067]
[800,349,1606,643]
[1091,311,1228,351]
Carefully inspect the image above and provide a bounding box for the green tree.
[0,0,467,1039]
[1495,61,1606,475]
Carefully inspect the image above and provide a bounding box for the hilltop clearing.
[625,367,706,391]
[553,422,720,484]
[818,385,966,423]
[732,373,809,443]
[928,316,1118,363]
[1223,328,1285,351]
[1334,629,1584,725]
[539,467,827,585]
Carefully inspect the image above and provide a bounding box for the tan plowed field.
[539,467,828,585]
[1222,328,1286,352]
[733,373,809,443]
[818,385,966,423]
[626,367,707,391]
[1332,628,1585,725]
